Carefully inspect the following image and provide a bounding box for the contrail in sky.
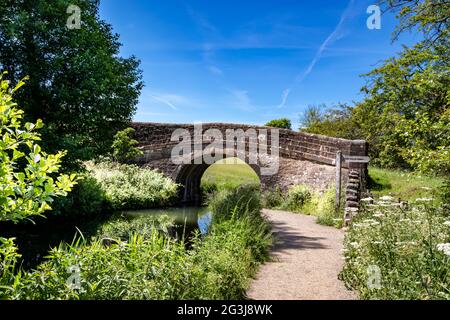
[278,0,356,108]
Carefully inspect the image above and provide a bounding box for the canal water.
[123,206,213,236]
[0,206,213,269]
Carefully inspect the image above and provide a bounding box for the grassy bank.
[0,186,272,300]
[201,158,259,194]
[341,167,449,299]
[340,199,450,299]
[368,166,446,202]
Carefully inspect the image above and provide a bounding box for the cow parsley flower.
[436,243,450,256]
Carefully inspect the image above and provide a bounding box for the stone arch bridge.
[132,122,368,208]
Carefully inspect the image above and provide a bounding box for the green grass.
[261,185,343,227]
[368,166,446,201]
[201,158,260,191]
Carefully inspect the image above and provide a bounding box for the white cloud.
[208,65,223,76]
[141,91,195,111]
[229,89,254,111]
[277,88,291,108]
[296,0,356,83]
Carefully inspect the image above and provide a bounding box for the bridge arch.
[173,150,261,205]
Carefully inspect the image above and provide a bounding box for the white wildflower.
[349,242,360,248]
[443,221,450,227]
[373,213,384,218]
[436,243,450,256]
[415,198,433,202]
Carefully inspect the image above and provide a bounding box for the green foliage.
[383,0,450,46]
[50,172,108,218]
[308,188,340,227]
[208,185,262,223]
[353,42,449,173]
[285,185,312,211]
[368,166,446,202]
[0,0,143,167]
[88,161,179,210]
[300,104,357,139]
[298,2,450,176]
[2,186,272,299]
[263,185,341,227]
[0,75,76,223]
[261,186,284,208]
[111,128,143,164]
[265,118,292,130]
[0,237,22,299]
[340,200,450,299]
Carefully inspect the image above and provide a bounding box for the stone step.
[346,200,359,208]
[346,194,358,202]
[346,183,359,190]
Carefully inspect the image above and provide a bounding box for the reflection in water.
[123,206,213,237]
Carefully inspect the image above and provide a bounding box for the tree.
[0,0,143,168]
[382,0,450,46]
[299,1,450,174]
[1,74,76,297]
[300,104,358,140]
[0,74,77,223]
[265,118,292,130]
[353,42,449,171]
[111,127,143,163]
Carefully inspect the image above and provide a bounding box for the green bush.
[88,161,179,210]
[261,187,284,209]
[51,172,108,218]
[111,128,143,164]
[285,185,312,211]
[265,118,292,130]
[208,185,261,222]
[262,185,341,227]
[340,201,450,299]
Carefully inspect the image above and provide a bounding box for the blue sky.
[99,0,420,129]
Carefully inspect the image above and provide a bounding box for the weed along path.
[247,209,356,300]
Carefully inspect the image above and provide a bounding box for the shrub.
[340,200,450,299]
[208,185,261,222]
[111,128,143,164]
[313,188,340,227]
[51,172,108,218]
[265,118,292,130]
[88,161,179,210]
[262,185,342,227]
[0,74,76,223]
[261,187,284,209]
[285,185,312,211]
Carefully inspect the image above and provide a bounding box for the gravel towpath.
[247,209,357,300]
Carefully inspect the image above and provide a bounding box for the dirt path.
[247,209,356,300]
